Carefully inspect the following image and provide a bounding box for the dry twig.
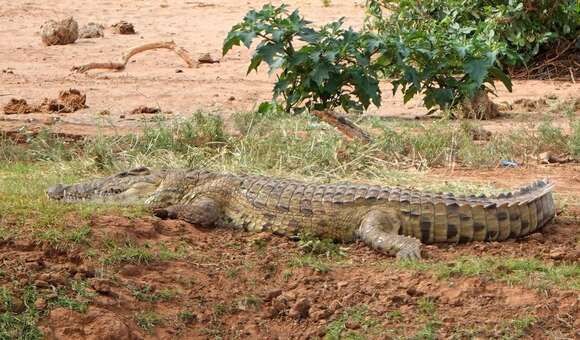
[72,41,195,73]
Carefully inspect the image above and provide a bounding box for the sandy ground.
[1,0,579,131]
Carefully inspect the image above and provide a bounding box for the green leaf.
[310,63,331,86]
[268,58,285,76]
[488,66,512,92]
[464,58,490,88]
[255,43,282,64]
[271,29,286,42]
[222,32,240,55]
[424,88,454,109]
[239,32,257,48]
[403,85,418,104]
[351,72,381,109]
[247,55,263,75]
[299,28,320,43]
[257,101,274,113]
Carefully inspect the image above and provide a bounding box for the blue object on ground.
[500,160,518,168]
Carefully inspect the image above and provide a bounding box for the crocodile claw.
[396,248,421,261]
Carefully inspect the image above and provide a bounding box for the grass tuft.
[134,310,164,332]
[289,255,332,273]
[397,256,580,291]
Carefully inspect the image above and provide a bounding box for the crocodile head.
[47,167,165,204]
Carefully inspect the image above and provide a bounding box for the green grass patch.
[0,162,148,240]
[288,255,332,273]
[397,256,580,291]
[35,225,92,249]
[177,310,196,323]
[0,286,43,340]
[100,241,186,266]
[297,232,346,259]
[134,310,164,332]
[325,305,382,340]
[129,284,177,303]
[499,315,537,340]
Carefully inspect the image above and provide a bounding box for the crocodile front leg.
[357,209,422,260]
[153,197,221,228]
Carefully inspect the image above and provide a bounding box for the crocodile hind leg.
[153,197,221,228]
[357,209,422,260]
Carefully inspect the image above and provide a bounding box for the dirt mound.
[79,23,104,39]
[2,89,87,114]
[111,21,135,35]
[3,98,34,114]
[40,17,79,46]
[129,106,161,115]
[57,89,87,112]
[43,307,136,340]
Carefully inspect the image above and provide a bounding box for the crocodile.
[47,167,556,260]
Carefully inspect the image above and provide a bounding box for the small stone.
[337,281,349,289]
[264,289,282,302]
[310,308,332,321]
[35,298,46,310]
[198,53,220,64]
[406,287,424,297]
[228,96,236,101]
[345,320,361,330]
[278,291,296,303]
[288,298,311,319]
[328,300,341,312]
[78,264,96,278]
[34,280,50,288]
[390,294,407,305]
[11,297,26,313]
[549,248,566,260]
[527,233,544,243]
[89,278,115,296]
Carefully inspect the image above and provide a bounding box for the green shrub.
[223,4,386,113]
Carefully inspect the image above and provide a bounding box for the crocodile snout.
[47,184,67,200]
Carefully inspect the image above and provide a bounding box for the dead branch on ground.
[311,110,372,144]
[72,41,196,73]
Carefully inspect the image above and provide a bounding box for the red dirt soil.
[0,210,577,339]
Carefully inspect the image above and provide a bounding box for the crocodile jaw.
[47,167,164,204]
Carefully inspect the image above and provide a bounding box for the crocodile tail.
[399,179,556,244]
[496,178,556,239]
[465,178,555,243]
